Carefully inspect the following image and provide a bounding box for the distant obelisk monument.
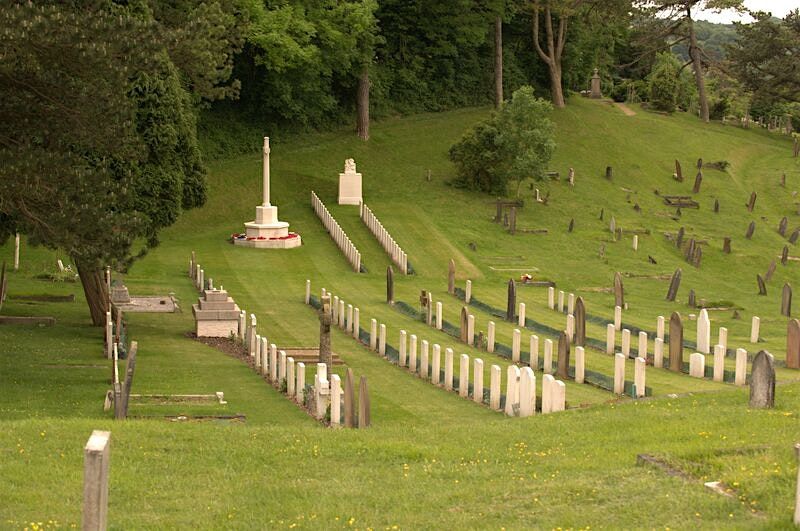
[233,137,301,249]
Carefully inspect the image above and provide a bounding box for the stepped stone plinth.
[192,289,241,337]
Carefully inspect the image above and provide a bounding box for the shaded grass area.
[2,97,800,527]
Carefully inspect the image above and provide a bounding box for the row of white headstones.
[311,191,362,273]
[306,280,567,416]
[360,202,409,274]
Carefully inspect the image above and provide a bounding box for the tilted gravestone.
[574,297,586,347]
[669,312,684,372]
[779,217,789,237]
[557,330,571,379]
[460,306,469,343]
[694,246,702,268]
[676,227,685,248]
[447,259,456,295]
[386,266,394,304]
[692,171,703,194]
[782,245,790,265]
[506,279,516,322]
[685,239,695,261]
[747,192,757,212]
[666,268,682,301]
[749,351,775,409]
[766,260,777,281]
[344,369,355,428]
[787,319,800,369]
[614,272,624,308]
[757,274,767,296]
[782,283,793,317]
[568,218,574,233]
[688,289,696,308]
[675,159,682,181]
[599,208,604,220]
[746,221,756,240]
[722,237,731,254]
[790,228,800,245]
[713,199,719,213]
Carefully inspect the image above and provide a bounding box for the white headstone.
[296,362,306,402]
[657,316,665,341]
[519,367,536,417]
[467,315,475,346]
[575,346,585,384]
[634,357,646,398]
[490,365,501,410]
[420,340,429,378]
[614,305,622,331]
[568,293,575,315]
[547,287,555,310]
[436,302,443,330]
[83,430,111,531]
[697,309,711,354]
[270,344,278,383]
[632,234,638,251]
[487,321,496,353]
[432,344,441,385]
[370,318,377,350]
[287,357,296,397]
[409,334,418,373]
[399,330,408,366]
[735,348,747,386]
[279,350,287,382]
[750,316,760,343]
[260,337,269,377]
[689,352,705,378]
[606,324,616,354]
[379,324,386,355]
[718,327,728,351]
[541,374,554,413]
[346,304,353,333]
[330,374,341,426]
[459,354,470,397]
[558,291,565,313]
[505,365,520,416]
[473,358,484,404]
[353,308,360,339]
[512,329,521,362]
[621,329,631,357]
[566,314,575,342]
[465,280,472,303]
[638,331,648,359]
[444,348,454,391]
[654,338,664,368]
[518,302,526,327]
[713,344,725,382]
[530,335,539,369]
[305,279,311,304]
[543,339,553,374]
[614,353,626,394]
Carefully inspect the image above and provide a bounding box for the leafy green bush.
[647,53,681,113]
[448,86,556,195]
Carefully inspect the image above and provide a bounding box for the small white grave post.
[530,335,539,369]
[467,315,475,346]
[352,308,360,339]
[606,324,616,354]
[379,324,387,355]
[547,287,555,310]
[750,316,760,343]
[550,380,566,413]
[735,348,748,386]
[566,314,575,342]
[436,302,443,330]
[512,329,521,362]
[541,374,554,413]
[105,312,113,360]
[473,358,484,404]
[518,302,526,327]
[487,321,496,353]
[519,367,536,417]
[330,374,342,426]
[543,339,553,374]
[654,338,664,368]
[260,337,269,377]
[14,233,20,270]
[444,348,454,391]
[621,329,631,357]
[638,331,648,359]
[697,309,711,354]
[794,443,800,526]
[270,344,278,383]
[614,306,622,331]
[370,319,377,350]
[689,353,705,378]
[657,316,665,341]
[432,344,441,385]
[254,334,262,371]
[614,353,626,394]
[632,235,639,251]
[713,344,725,382]
[83,430,111,531]
[575,346,585,384]
[287,358,296,396]
[238,311,246,343]
[718,327,728,351]
[305,279,311,304]
[465,280,472,303]
[279,351,287,382]
[568,293,575,315]
[296,363,306,402]
[504,365,520,416]
[459,354,470,397]
[420,340,429,378]
[558,291,565,313]
[346,304,354,333]
[490,365,501,410]
[399,330,408,367]
[634,357,646,398]
[409,334,418,372]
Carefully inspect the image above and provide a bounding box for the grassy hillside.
[2,97,800,528]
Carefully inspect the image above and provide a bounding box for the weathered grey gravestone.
[676,227,685,248]
[696,158,703,169]
[749,350,775,408]
[757,274,768,296]
[447,259,456,295]
[557,331,570,379]
[766,260,777,281]
[319,295,333,369]
[714,199,719,213]
[694,247,702,268]
[614,272,624,308]
[746,221,756,240]
[574,297,586,347]
[459,306,469,343]
[669,312,684,372]
[675,159,683,181]
[605,166,613,180]
[506,279,516,322]
[782,245,790,265]
[723,237,731,254]
[782,283,793,317]
[787,319,800,369]
[344,368,355,428]
[685,239,695,261]
[666,268,682,301]
[747,192,757,212]
[692,171,703,194]
[790,228,800,245]
[568,218,574,233]
[779,217,789,236]
[386,266,394,304]
[358,376,371,428]
[688,289,696,308]
[609,216,616,235]
[83,430,111,531]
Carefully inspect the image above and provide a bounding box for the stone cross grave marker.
[749,350,775,409]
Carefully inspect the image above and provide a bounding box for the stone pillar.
[654,338,664,368]
[590,68,601,98]
[262,137,271,205]
[543,339,553,374]
[420,340,429,378]
[487,321,496,353]
[399,330,407,367]
[370,319,377,350]
[473,359,484,404]
[614,306,622,330]
[638,331,648,359]
[657,316,665,341]
[518,302,526,327]
[379,324,386,356]
[697,309,711,354]
[490,365,501,410]
[530,335,539,369]
[621,329,631,357]
[713,344,725,382]
[575,346,585,384]
[750,316,760,343]
[614,353,626,394]
[436,302,443,330]
[465,280,472,303]
[330,374,341,427]
[519,367,536,417]
[409,334,418,372]
[504,365,520,416]
[606,324,615,354]
[459,354,470,397]
[512,328,521,362]
[444,348,454,391]
[287,358,296,397]
[431,344,441,385]
[83,430,111,531]
[634,357,646,398]
[296,362,306,402]
[541,374,554,414]
[689,353,705,378]
[548,287,555,310]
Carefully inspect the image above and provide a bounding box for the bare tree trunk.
[76,261,108,326]
[687,9,709,123]
[549,63,565,108]
[494,16,503,109]
[532,2,568,108]
[356,65,370,140]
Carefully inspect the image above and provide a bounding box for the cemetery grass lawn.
[2,96,800,527]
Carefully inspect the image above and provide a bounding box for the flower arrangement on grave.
[230,232,299,242]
